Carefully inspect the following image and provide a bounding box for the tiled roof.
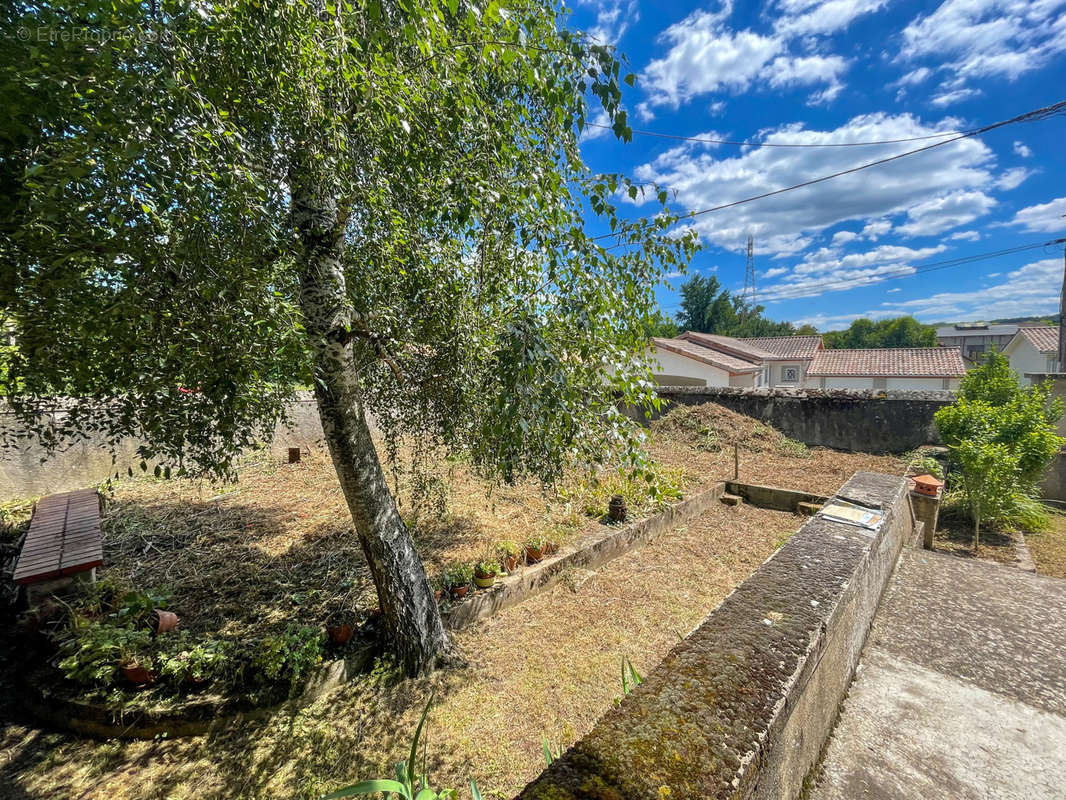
[739,335,822,360]
[1016,326,1059,355]
[808,347,966,377]
[677,331,778,361]
[652,337,762,374]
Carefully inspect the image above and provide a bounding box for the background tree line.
[649,274,936,348]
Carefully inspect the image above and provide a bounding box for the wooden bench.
[13,489,103,592]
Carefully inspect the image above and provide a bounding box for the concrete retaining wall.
[519,471,913,800]
[1041,450,1066,503]
[623,387,953,452]
[0,394,325,500]
[444,482,726,630]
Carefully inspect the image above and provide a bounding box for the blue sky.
[569,0,1066,330]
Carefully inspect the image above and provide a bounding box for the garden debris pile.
[650,402,810,457]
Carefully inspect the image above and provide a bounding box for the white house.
[740,335,822,388]
[1002,326,1060,385]
[649,337,762,387]
[806,347,966,390]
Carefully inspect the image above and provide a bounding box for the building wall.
[648,347,733,388]
[937,332,1016,362]
[1005,340,1056,386]
[815,376,958,391]
[729,372,757,388]
[768,361,809,388]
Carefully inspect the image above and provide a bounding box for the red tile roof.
[1016,326,1059,355]
[808,347,966,377]
[677,331,778,361]
[739,335,822,360]
[652,337,762,374]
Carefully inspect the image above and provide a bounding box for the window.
[781,366,799,383]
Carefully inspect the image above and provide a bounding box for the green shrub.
[935,352,1064,548]
[776,437,811,459]
[246,625,324,690]
[57,621,154,686]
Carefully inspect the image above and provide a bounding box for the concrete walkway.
[810,548,1066,800]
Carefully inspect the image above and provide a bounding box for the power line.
[593,99,1066,243]
[585,123,970,148]
[761,238,1066,301]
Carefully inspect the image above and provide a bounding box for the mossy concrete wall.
[0,393,325,500]
[622,387,953,452]
[519,471,913,800]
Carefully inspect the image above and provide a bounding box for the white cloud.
[762,266,790,279]
[995,166,1032,191]
[582,0,640,44]
[895,190,997,237]
[928,88,982,107]
[1013,140,1033,158]
[579,109,612,143]
[832,230,859,245]
[631,113,995,255]
[877,257,1063,321]
[893,66,932,87]
[861,218,893,240]
[641,2,851,110]
[772,0,888,36]
[1009,196,1066,233]
[708,100,727,116]
[760,243,946,301]
[887,287,901,292]
[900,0,1066,91]
[950,230,981,241]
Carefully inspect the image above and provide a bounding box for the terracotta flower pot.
[502,554,520,572]
[525,546,544,564]
[474,573,496,589]
[327,623,354,645]
[120,662,157,687]
[451,585,469,600]
[152,609,179,634]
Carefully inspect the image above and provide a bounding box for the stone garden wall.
[623,386,953,452]
[518,471,914,800]
[0,393,325,500]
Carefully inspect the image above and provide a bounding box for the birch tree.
[0,0,695,672]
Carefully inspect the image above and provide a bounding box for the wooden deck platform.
[13,489,103,584]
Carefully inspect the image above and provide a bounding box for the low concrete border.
[20,643,378,741]
[725,481,828,513]
[444,482,726,630]
[518,471,913,800]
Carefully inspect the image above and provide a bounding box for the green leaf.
[320,779,409,799]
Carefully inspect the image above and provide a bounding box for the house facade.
[806,347,966,390]
[936,323,1018,365]
[649,333,965,391]
[1002,326,1060,385]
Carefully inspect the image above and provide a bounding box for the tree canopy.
[675,274,801,338]
[822,316,936,349]
[1,0,696,671]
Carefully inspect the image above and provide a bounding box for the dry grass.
[647,403,904,496]
[0,502,797,800]
[0,400,906,799]
[1026,510,1066,579]
[931,513,1018,564]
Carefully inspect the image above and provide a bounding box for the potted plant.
[325,609,357,645]
[524,535,548,564]
[117,631,157,687]
[443,563,473,599]
[473,559,499,589]
[497,541,523,572]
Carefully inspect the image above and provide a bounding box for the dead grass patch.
[1,502,798,800]
[1026,510,1066,579]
